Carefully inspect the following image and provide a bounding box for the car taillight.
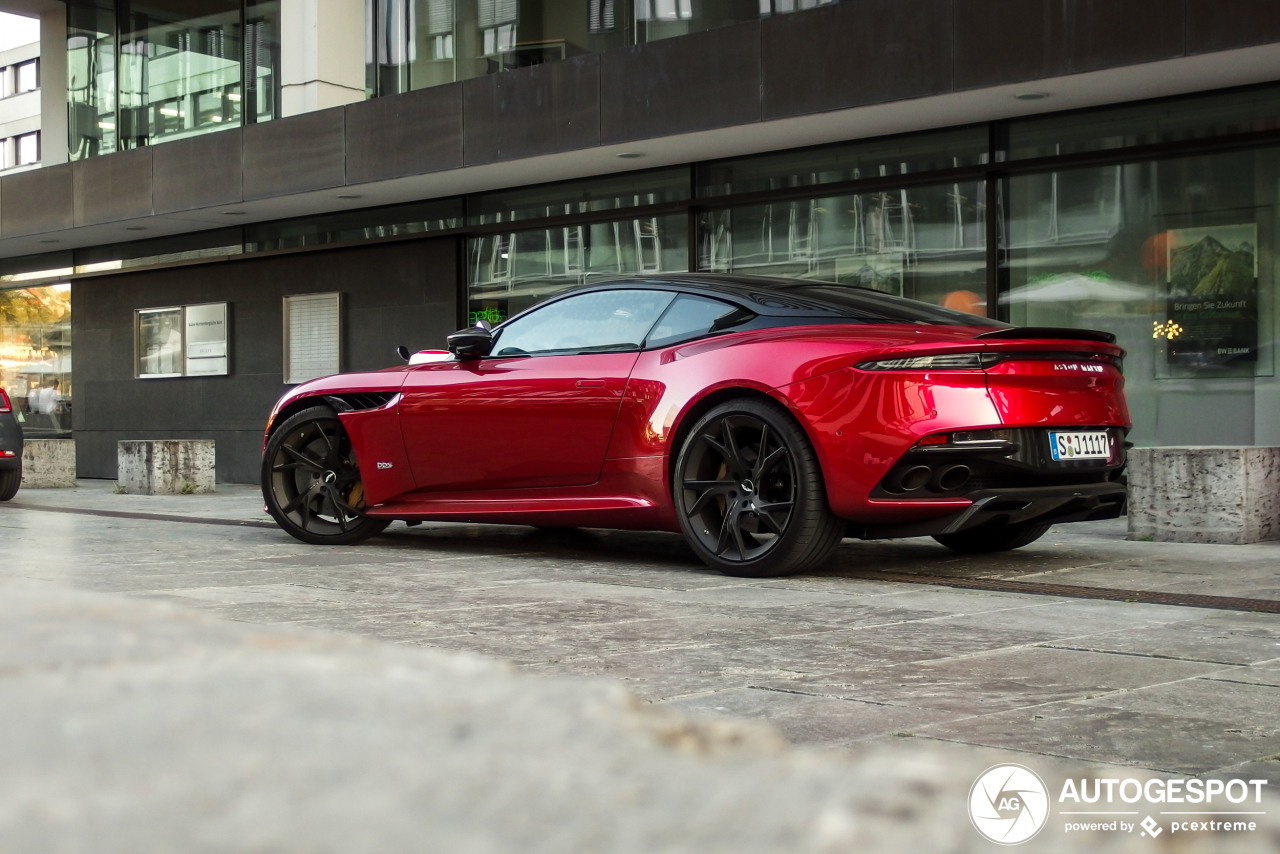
[857,353,996,371]
[0,389,10,413]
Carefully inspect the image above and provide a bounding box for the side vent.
[324,392,398,412]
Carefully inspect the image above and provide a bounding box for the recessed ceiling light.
[616,152,644,159]
[336,193,361,199]
[1014,92,1050,101]
[39,239,60,244]
[125,226,146,231]
[222,210,246,216]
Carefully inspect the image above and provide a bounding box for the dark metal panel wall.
[72,146,153,226]
[599,22,762,144]
[152,130,245,214]
[71,237,460,484]
[953,0,1186,90]
[1,164,74,236]
[463,54,601,165]
[347,84,465,183]
[761,0,954,120]
[243,107,348,201]
[1186,0,1280,54]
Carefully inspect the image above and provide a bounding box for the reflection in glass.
[469,168,689,224]
[363,0,839,96]
[68,0,116,159]
[1003,149,1278,446]
[245,199,464,251]
[118,0,243,149]
[701,181,987,309]
[1008,83,1280,161]
[66,0,279,159]
[467,212,688,325]
[698,127,988,197]
[0,285,73,438]
[137,307,185,376]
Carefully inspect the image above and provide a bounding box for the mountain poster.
[1165,223,1258,367]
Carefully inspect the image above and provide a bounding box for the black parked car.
[0,389,22,501]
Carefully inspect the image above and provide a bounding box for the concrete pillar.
[1127,446,1280,544]
[280,0,366,117]
[117,440,216,495]
[20,439,75,487]
[38,1,66,166]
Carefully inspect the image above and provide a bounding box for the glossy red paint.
[399,352,637,491]
[262,322,1130,531]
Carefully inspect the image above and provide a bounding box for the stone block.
[117,440,216,496]
[20,439,76,488]
[1128,446,1280,544]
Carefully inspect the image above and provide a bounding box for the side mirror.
[447,327,494,359]
[395,345,411,363]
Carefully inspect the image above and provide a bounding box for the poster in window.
[1165,224,1258,367]
[137,307,185,377]
[185,302,228,376]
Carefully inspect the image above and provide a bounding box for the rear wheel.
[0,467,19,501]
[932,521,1051,554]
[674,398,843,578]
[262,405,388,545]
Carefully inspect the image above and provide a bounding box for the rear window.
[781,284,1007,327]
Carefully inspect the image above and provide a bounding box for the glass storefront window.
[68,0,117,160]
[362,0,844,96]
[66,0,280,159]
[698,127,989,197]
[1003,149,1280,447]
[699,180,988,311]
[118,0,243,149]
[469,168,689,225]
[245,199,464,251]
[0,285,73,439]
[1008,83,1280,161]
[467,212,688,324]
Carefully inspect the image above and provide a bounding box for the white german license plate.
[1049,431,1110,461]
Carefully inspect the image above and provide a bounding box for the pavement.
[2,480,1280,852]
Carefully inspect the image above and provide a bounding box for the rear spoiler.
[974,326,1117,345]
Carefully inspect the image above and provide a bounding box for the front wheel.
[0,466,19,501]
[674,398,844,578]
[932,521,1052,554]
[262,405,388,545]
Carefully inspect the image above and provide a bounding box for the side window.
[645,295,751,349]
[493,289,675,357]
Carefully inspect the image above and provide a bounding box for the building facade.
[1,0,1280,482]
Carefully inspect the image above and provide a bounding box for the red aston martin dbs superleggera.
[261,275,1130,577]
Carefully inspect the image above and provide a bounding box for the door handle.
[576,379,606,388]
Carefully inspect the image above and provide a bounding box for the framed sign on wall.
[135,302,230,379]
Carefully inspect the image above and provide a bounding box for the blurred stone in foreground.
[0,584,1273,854]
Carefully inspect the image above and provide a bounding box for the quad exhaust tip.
[888,463,972,494]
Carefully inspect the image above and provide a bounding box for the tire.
[932,521,1052,554]
[262,405,389,545]
[673,398,844,578]
[0,466,19,502]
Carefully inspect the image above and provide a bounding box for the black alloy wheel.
[675,398,844,577]
[262,405,388,545]
[932,521,1052,554]
[0,466,19,501]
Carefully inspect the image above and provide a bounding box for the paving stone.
[920,704,1280,775]
[772,647,1232,715]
